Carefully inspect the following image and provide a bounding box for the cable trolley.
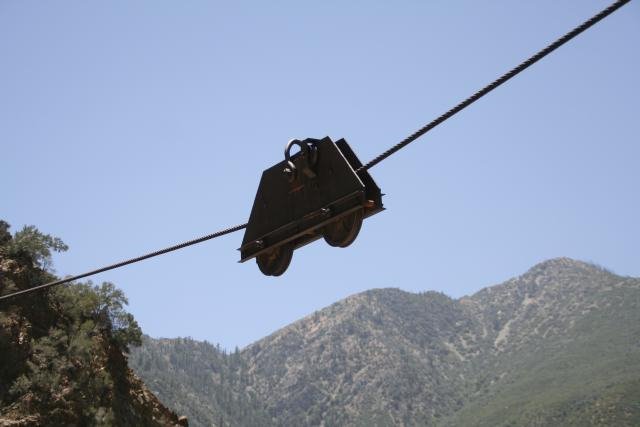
[240,137,384,276]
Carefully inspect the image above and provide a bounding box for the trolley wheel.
[256,243,294,276]
[323,209,363,248]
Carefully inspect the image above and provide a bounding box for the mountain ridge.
[131,257,640,426]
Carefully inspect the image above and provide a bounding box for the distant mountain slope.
[129,337,273,427]
[130,258,640,426]
[444,258,640,426]
[240,289,477,426]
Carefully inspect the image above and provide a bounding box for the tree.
[54,281,142,353]
[0,220,157,425]
[1,223,68,271]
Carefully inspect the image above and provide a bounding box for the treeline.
[130,337,274,427]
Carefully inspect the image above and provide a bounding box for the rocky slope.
[241,289,475,426]
[0,221,186,426]
[445,258,640,426]
[131,258,640,426]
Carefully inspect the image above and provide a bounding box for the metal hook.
[285,139,310,163]
[284,139,308,181]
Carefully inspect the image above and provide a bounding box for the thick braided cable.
[357,0,632,173]
[1,0,632,302]
[0,223,247,302]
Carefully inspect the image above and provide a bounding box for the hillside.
[129,337,272,427]
[0,221,186,426]
[131,258,640,426]
[444,258,640,425]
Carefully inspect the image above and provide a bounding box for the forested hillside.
[4,219,635,426]
[0,221,185,426]
[130,338,272,427]
[131,258,640,426]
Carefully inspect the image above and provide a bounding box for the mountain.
[444,258,640,426]
[130,258,640,426]
[129,337,272,427]
[0,221,186,426]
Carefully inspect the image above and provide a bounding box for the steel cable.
[0,223,247,302]
[0,0,631,302]
[357,0,632,173]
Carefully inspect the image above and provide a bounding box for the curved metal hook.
[285,139,310,164]
[283,139,309,181]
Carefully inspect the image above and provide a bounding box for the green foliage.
[130,337,274,427]
[1,224,68,271]
[0,220,173,426]
[0,220,11,245]
[97,283,143,350]
[54,281,142,352]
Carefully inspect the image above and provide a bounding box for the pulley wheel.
[323,209,363,248]
[256,243,294,276]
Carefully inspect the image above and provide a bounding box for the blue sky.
[2,0,638,349]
